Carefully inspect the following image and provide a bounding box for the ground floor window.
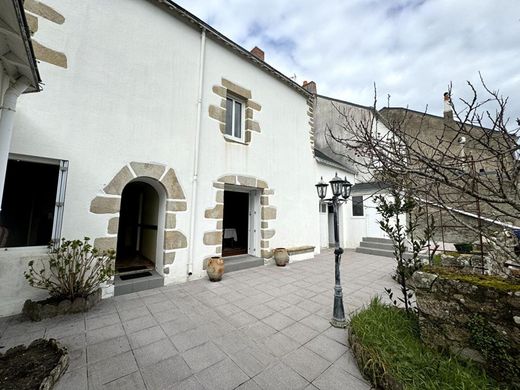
[352,195,364,216]
[0,156,68,247]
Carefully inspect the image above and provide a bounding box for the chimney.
[250,46,264,61]
[302,80,317,94]
[443,92,453,120]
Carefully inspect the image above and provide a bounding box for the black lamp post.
[315,173,352,328]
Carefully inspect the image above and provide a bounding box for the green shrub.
[349,298,499,390]
[24,238,115,301]
[468,315,519,385]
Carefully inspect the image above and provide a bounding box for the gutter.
[417,197,520,230]
[12,0,41,92]
[187,28,206,276]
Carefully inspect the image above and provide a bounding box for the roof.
[153,0,310,98]
[314,148,357,174]
[0,0,41,92]
[351,181,389,193]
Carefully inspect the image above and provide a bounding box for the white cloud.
[175,0,520,124]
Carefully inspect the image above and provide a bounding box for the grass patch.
[422,266,520,292]
[349,298,500,389]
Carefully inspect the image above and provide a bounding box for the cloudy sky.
[175,0,520,125]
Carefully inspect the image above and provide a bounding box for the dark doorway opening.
[222,191,249,257]
[116,181,159,273]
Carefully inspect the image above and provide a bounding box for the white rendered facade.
[0,0,322,316]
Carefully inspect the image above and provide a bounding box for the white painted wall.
[0,0,320,316]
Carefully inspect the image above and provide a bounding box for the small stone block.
[90,197,121,214]
[164,231,187,250]
[164,252,175,265]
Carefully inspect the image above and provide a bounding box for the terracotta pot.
[273,248,289,267]
[207,256,224,282]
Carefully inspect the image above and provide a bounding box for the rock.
[57,300,71,314]
[411,271,438,290]
[70,297,86,313]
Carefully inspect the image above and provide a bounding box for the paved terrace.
[0,250,397,390]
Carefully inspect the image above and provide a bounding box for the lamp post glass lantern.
[316,173,352,328]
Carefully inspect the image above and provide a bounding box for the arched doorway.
[116,180,162,274]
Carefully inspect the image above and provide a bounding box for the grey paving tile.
[261,332,300,357]
[244,303,276,319]
[322,326,348,346]
[195,358,249,390]
[333,352,365,381]
[229,344,274,377]
[253,361,309,390]
[86,312,120,331]
[279,305,311,321]
[227,310,257,328]
[87,335,131,364]
[118,305,150,322]
[141,355,192,389]
[236,379,263,390]
[299,313,331,333]
[57,333,86,351]
[305,334,348,363]
[262,312,294,331]
[161,316,195,337]
[102,371,146,390]
[127,325,167,349]
[174,376,205,390]
[171,326,210,352]
[133,337,178,367]
[182,341,226,372]
[313,365,370,390]
[214,330,252,355]
[281,322,320,344]
[68,347,87,370]
[283,346,331,382]
[88,351,138,388]
[54,367,88,390]
[241,321,277,341]
[86,323,125,345]
[122,314,158,334]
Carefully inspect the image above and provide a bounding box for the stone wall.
[412,270,520,364]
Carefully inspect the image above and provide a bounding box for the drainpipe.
[187,28,206,276]
[0,76,31,211]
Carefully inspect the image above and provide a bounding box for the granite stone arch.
[203,174,276,265]
[90,162,188,270]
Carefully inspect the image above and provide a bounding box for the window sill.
[1,245,48,253]
[223,135,247,145]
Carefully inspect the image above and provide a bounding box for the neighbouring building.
[0,0,328,316]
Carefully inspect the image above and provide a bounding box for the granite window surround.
[209,78,262,145]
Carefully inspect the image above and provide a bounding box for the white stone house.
[313,93,392,249]
[0,0,325,316]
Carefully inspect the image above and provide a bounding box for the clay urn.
[207,256,224,282]
[273,248,289,267]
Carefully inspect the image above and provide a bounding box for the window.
[319,203,327,213]
[225,94,244,141]
[352,195,364,216]
[0,156,68,247]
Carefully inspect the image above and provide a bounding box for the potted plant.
[454,243,473,254]
[273,248,289,266]
[23,237,115,321]
[207,256,224,282]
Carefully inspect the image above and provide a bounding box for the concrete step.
[359,241,395,251]
[114,270,164,296]
[224,255,264,273]
[361,237,393,244]
[356,247,395,258]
